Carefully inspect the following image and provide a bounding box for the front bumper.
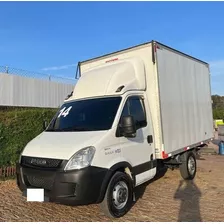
[16,163,108,206]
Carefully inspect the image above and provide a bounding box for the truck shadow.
[174,180,202,222]
[132,168,202,222]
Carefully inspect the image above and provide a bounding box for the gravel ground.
[0,153,224,222]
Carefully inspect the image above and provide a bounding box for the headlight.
[64,146,96,171]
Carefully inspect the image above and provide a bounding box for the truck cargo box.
[78,41,213,159]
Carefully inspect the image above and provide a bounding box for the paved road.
[1,154,224,222]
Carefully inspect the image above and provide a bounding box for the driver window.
[120,96,147,130]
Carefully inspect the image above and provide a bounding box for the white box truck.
[16,41,213,218]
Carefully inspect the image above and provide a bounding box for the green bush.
[213,108,224,120]
[0,107,57,167]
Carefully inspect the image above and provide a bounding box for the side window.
[120,100,129,117]
[120,96,147,129]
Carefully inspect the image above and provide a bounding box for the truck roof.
[79,40,209,67]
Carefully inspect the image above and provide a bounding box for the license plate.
[27,188,44,202]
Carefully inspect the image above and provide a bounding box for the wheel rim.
[112,181,129,210]
[188,156,196,175]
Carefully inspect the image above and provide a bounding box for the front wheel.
[179,151,197,180]
[99,171,133,218]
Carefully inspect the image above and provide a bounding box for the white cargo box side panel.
[156,45,213,155]
[80,44,163,154]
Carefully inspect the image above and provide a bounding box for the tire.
[179,151,197,180]
[99,171,133,218]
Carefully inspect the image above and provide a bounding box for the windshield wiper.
[66,127,92,131]
[47,127,94,132]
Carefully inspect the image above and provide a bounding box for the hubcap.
[188,156,196,175]
[112,181,128,209]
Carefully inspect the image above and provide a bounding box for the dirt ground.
[0,150,224,221]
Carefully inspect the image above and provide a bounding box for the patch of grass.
[0,107,57,167]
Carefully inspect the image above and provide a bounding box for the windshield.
[46,97,122,132]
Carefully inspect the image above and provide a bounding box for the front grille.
[21,156,62,169]
[26,175,54,190]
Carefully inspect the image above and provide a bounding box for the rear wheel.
[99,171,133,218]
[179,151,196,180]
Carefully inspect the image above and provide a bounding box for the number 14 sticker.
[58,106,72,118]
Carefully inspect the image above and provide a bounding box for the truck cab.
[17,57,157,218]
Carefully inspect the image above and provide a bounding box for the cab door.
[118,93,156,186]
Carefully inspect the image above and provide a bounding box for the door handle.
[147,135,153,144]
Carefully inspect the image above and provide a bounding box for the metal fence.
[0,166,16,178]
[0,65,76,85]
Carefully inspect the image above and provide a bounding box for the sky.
[0,1,224,95]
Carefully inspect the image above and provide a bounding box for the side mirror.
[43,120,48,130]
[120,116,136,138]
